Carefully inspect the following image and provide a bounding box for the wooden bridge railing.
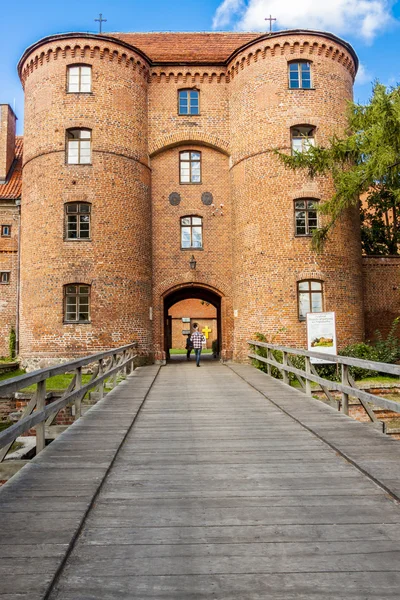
[248,340,400,432]
[0,343,138,462]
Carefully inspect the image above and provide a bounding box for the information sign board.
[306,312,337,364]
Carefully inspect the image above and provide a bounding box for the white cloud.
[212,0,394,43]
[355,63,373,84]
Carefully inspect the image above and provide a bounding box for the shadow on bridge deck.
[1,362,400,599]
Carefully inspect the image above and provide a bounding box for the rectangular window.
[67,65,92,93]
[180,151,201,183]
[0,272,10,284]
[64,284,90,322]
[181,216,203,249]
[291,126,315,154]
[65,203,91,240]
[1,225,11,237]
[178,90,199,115]
[295,200,318,235]
[67,129,92,165]
[298,280,323,320]
[289,62,312,89]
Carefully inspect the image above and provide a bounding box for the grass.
[21,373,93,393]
[356,375,400,385]
[0,369,26,383]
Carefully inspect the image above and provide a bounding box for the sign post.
[306,312,337,364]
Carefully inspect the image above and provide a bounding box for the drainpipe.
[15,198,21,355]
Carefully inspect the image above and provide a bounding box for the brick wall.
[169,299,217,349]
[0,202,19,356]
[0,106,16,182]
[362,256,400,340]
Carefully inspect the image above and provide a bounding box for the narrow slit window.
[0,272,10,284]
[1,225,11,237]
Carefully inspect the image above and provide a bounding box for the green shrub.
[373,317,400,364]
[338,342,379,380]
[9,327,16,360]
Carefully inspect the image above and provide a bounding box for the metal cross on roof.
[265,15,277,32]
[95,13,107,33]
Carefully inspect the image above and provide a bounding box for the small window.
[0,272,10,284]
[291,126,315,154]
[65,203,91,240]
[1,225,11,237]
[295,199,319,236]
[180,151,201,184]
[289,62,312,89]
[67,65,92,93]
[181,216,203,249]
[67,129,92,165]
[298,280,323,320]
[64,284,90,323]
[178,90,199,115]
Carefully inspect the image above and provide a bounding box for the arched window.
[65,202,91,240]
[294,199,319,236]
[291,125,315,154]
[288,61,312,89]
[64,284,91,323]
[181,216,203,249]
[179,151,201,183]
[178,89,199,115]
[67,65,92,93]
[66,129,92,165]
[298,280,323,320]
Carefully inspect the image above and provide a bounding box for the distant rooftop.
[0,137,22,200]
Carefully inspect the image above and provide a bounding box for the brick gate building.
[0,28,397,367]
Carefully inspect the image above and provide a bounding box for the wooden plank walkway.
[1,361,400,599]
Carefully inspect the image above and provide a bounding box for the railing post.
[282,351,289,385]
[305,356,312,397]
[111,353,118,388]
[341,364,349,415]
[98,359,104,400]
[74,367,82,420]
[267,348,272,376]
[36,380,46,455]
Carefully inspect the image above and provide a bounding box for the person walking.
[185,333,193,361]
[190,323,206,367]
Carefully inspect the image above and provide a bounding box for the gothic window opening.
[180,151,201,183]
[181,216,203,249]
[178,90,199,115]
[289,62,312,89]
[67,65,92,93]
[67,129,92,165]
[65,203,91,240]
[295,199,319,235]
[64,284,90,323]
[291,126,315,154]
[298,280,323,320]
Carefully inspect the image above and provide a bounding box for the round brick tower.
[18,35,152,365]
[228,31,364,359]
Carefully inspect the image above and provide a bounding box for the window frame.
[297,280,323,321]
[180,215,203,250]
[66,129,92,165]
[288,61,313,90]
[63,284,91,324]
[294,199,319,237]
[1,225,11,237]
[0,271,10,284]
[64,202,92,241]
[179,150,202,184]
[178,89,200,115]
[291,125,316,155]
[67,64,92,93]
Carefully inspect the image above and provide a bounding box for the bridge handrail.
[248,340,400,430]
[0,343,138,462]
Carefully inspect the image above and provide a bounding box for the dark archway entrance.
[163,285,222,361]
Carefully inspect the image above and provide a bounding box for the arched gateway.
[163,284,225,362]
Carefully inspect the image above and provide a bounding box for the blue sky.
[1,0,399,134]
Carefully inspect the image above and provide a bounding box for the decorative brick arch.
[149,131,230,158]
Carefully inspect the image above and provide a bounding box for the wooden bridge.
[1,346,400,599]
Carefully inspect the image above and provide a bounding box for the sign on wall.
[306,312,337,364]
[182,329,191,335]
[182,318,190,323]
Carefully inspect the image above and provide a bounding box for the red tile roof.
[0,137,22,200]
[107,32,262,63]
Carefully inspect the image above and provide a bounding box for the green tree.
[276,83,400,253]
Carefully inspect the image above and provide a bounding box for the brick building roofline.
[17,29,358,77]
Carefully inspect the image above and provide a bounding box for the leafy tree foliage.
[276,83,400,253]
